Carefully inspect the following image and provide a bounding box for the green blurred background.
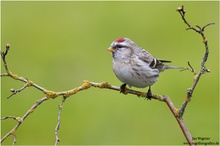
[1,1,219,145]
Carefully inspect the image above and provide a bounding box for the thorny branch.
[1,5,214,146]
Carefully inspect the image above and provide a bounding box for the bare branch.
[201,22,215,31]
[1,5,214,146]
[0,46,168,144]
[55,96,66,145]
[176,5,214,120]
[164,97,194,145]
[1,116,20,121]
[1,43,10,73]
[1,97,48,144]
[7,80,31,99]
[181,61,196,74]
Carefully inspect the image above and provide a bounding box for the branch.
[176,5,214,118]
[1,96,48,144]
[164,97,193,145]
[1,5,214,146]
[0,44,168,145]
[55,96,66,145]
[0,45,186,145]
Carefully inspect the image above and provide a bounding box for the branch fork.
[1,5,214,146]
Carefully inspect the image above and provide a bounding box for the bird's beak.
[107,47,115,52]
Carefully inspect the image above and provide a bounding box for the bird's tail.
[158,59,184,72]
[162,65,184,71]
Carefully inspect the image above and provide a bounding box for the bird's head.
[107,38,137,59]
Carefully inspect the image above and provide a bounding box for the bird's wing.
[136,49,154,65]
[158,59,172,63]
[137,49,161,68]
[137,49,173,70]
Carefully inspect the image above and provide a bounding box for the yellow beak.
[107,47,115,52]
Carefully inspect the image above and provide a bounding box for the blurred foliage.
[1,1,219,145]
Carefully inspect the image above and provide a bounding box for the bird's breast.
[112,59,159,88]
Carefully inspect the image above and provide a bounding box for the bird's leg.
[120,83,127,93]
[146,86,153,100]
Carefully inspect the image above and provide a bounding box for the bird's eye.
[116,45,123,48]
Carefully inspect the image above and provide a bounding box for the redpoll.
[107,38,182,99]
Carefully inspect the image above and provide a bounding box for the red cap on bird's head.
[114,38,125,43]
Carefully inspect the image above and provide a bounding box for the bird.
[107,37,182,99]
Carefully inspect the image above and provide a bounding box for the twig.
[7,80,30,99]
[0,116,22,123]
[0,78,189,145]
[177,6,215,35]
[163,97,194,145]
[176,5,214,119]
[0,48,174,144]
[1,5,214,146]
[0,44,163,144]
[1,45,45,95]
[55,96,66,145]
[1,97,48,145]
[1,43,10,72]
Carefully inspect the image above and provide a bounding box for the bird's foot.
[146,88,153,100]
[120,84,127,94]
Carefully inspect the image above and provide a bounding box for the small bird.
[107,38,182,99]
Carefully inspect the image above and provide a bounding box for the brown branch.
[1,97,48,145]
[55,96,66,145]
[0,49,182,144]
[1,43,10,72]
[1,5,214,146]
[0,45,164,144]
[1,116,18,121]
[0,73,191,145]
[164,97,194,145]
[7,80,30,99]
[176,5,214,119]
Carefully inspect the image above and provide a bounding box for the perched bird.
[107,38,182,99]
